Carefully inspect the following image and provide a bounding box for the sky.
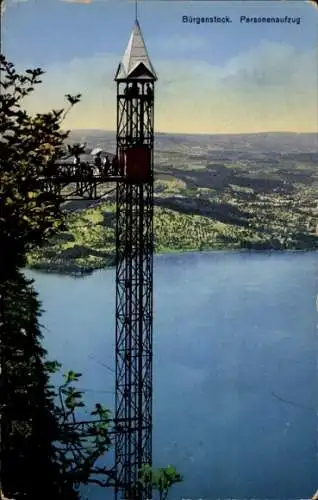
[2,0,318,134]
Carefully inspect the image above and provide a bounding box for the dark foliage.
[0,56,111,499]
[0,271,75,499]
[0,55,80,276]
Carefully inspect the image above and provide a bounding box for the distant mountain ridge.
[67,130,318,155]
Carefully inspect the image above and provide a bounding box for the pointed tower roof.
[115,20,157,81]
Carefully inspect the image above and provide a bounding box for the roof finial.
[135,0,138,22]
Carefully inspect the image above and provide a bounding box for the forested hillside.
[27,132,318,275]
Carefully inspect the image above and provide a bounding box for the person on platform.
[95,153,101,165]
[94,151,102,175]
[72,155,78,176]
[113,156,121,175]
[103,155,111,176]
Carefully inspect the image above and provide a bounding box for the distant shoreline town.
[27,131,318,277]
[182,15,301,25]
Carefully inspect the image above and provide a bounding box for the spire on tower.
[114,20,157,81]
[135,0,138,22]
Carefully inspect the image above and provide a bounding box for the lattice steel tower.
[114,20,157,500]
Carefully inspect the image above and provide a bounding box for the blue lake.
[27,251,318,500]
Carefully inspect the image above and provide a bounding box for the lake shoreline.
[27,247,316,277]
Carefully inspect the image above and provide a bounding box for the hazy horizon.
[2,0,317,134]
[68,128,317,136]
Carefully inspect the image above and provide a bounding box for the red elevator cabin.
[119,146,151,184]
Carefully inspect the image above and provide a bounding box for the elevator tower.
[114,20,157,500]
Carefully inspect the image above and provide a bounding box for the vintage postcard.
[1,1,317,500]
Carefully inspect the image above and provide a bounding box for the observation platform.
[42,147,153,199]
[41,160,124,199]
